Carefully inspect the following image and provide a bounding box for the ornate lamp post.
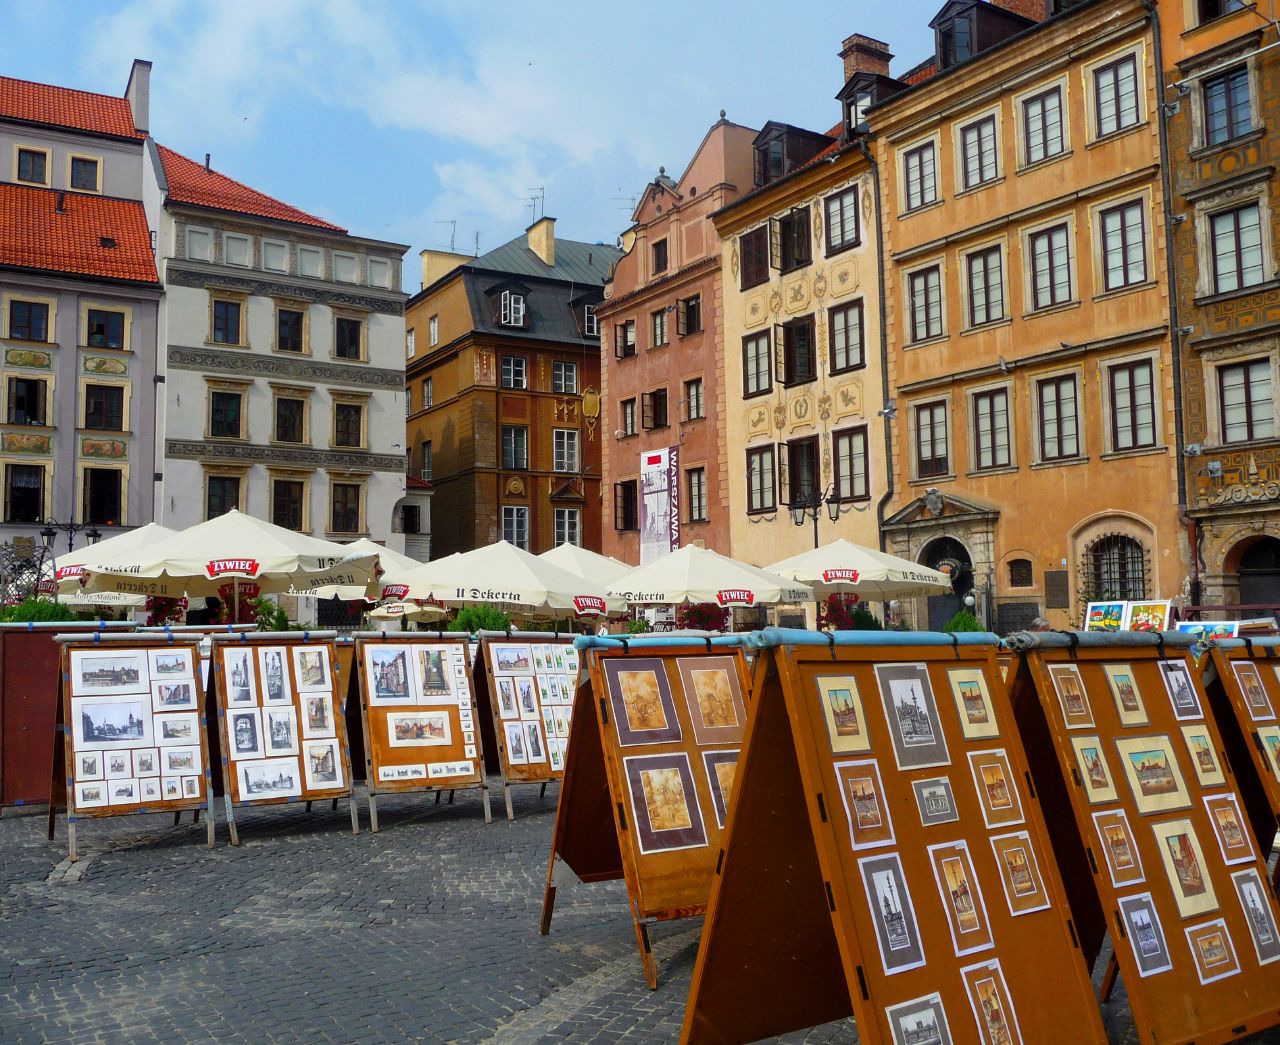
[787,485,866,549]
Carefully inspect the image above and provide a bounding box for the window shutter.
[613,484,624,530]
[769,218,782,269]
[512,294,526,326]
[641,393,654,430]
[753,148,766,187]
[655,391,668,428]
[676,298,688,337]
[775,323,787,383]
[795,208,812,264]
[777,442,790,507]
[614,324,625,359]
[500,290,512,325]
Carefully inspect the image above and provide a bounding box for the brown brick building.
[403,220,619,557]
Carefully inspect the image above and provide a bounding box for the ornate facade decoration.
[166,266,404,316]
[167,345,403,388]
[165,440,405,472]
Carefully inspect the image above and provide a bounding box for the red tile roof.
[0,183,159,284]
[157,144,346,232]
[0,75,144,140]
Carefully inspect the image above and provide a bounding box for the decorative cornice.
[596,255,720,317]
[167,345,404,388]
[165,439,406,472]
[165,265,405,316]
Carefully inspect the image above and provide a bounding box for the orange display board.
[683,634,1101,1045]
[1015,640,1280,1045]
[210,633,356,844]
[351,633,489,828]
[540,638,751,989]
[48,636,214,860]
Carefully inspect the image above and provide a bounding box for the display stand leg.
[172,811,181,827]
[331,798,339,812]
[504,783,515,821]
[539,782,547,799]
[1099,952,1120,1003]
[348,797,359,835]
[368,793,380,833]
[193,809,200,824]
[205,805,214,849]
[67,819,78,863]
[224,795,240,847]
[539,878,558,934]
[448,789,455,805]
[434,790,442,805]
[482,786,492,824]
[633,918,659,991]
[305,800,313,812]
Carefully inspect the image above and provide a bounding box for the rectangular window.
[1110,360,1156,451]
[554,507,581,547]
[651,308,668,347]
[8,300,49,342]
[652,239,668,274]
[206,475,239,519]
[367,258,390,288]
[642,389,669,429]
[210,391,243,438]
[16,148,46,185]
[70,156,99,191]
[1204,66,1252,146]
[335,317,362,359]
[972,388,1011,470]
[1212,203,1265,293]
[402,504,421,535]
[553,429,580,472]
[502,505,529,549]
[223,234,251,267]
[212,300,241,345]
[781,315,817,386]
[687,467,708,522]
[333,403,363,448]
[1200,0,1249,22]
[685,378,704,421]
[676,295,702,336]
[86,308,124,348]
[746,446,776,513]
[298,246,323,278]
[1023,87,1065,165]
[778,208,812,271]
[825,187,859,253]
[82,468,121,526]
[915,402,950,478]
[423,378,433,409]
[966,247,1005,327]
[1094,54,1140,137]
[502,425,529,470]
[621,398,637,436]
[1100,201,1147,291]
[904,142,938,211]
[614,320,637,359]
[1219,359,1275,443]
[584,306,598,337]
[909,266,944,342]
[275,398,305,443]
[1029,224,1073,309]
[501,355,527,389]
[4,464,43,523]
[421,441,432,481]
[614,481,638,530]
[6,376,46,425]
[834,427,869,501]
[552,360,578,393]
[332,253,358,284]
[277,308,303,352]
[406,328,416,358]
[263,241,288,272]
[743,330,773,397]
[187,228,212,263]
[1038,375,1080,460]
[429,315,439,346]
[740,226,770,289]
[84,384,124,431]
[272,479,304,530]
[331,483,361,533]
[787,437,820,504]
[829,300,864,373]
[960,116,998,189]
[499,289,526,327]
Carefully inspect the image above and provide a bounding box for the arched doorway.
[921,536,972,630]
[1237,536,1280,611]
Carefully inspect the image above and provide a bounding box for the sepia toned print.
[1180,725,1226,788]
[702,750,738,829]
[1158,660,1202,721]
[1092,808,1145,887]
[1047,663,1093,730]
[1204,793,1255,866]
[1233,662,1276,722]
[967,749,1024,828]
[859,852,926,975]
[640,767,692,831]
[258,647,292,705]
[75,751,102,781]
[912,776,959,827]
[301,693,334,739]
[304,739,344,791]
[678,657,746,745]
[1259,726,1280,783]
[604,658,682,747]
[886,993,953,1045]
[1102,664,1148,727]
[1070,736,1119,805]
[1231,868,1280,965]
[928,840,993,957]
[151,680,197,713]
[417,646,454,702]
[874,663,950,771]
[1118,893,1172,976]
[816,674,871,754]
[621,671,666,730]
[960,959,1022,1045]
[1185,919,1240,985]
[387,710,451,747]
[293,647,331,692]
[836,759,894,851]
[1115,736,1191,814]
[1152,818,1218,919]
[989,831,1050,916]
[623,752,708,855]
[504,721,528,765]
[948,667,999,740]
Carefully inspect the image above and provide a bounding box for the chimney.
[419,248,471,289]
[125,58,152,135]
[989,0,1047,22]
[527,216,556,268]
[55,192,65,214]
[839,34,893,83]
[204,153,211,173]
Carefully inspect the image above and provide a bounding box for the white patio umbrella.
[606,544,812,607]
[301,538,425,602]
[46,523,177,609]
[539,543,632,587]
[368,600,449,623]
[765,539,953,600]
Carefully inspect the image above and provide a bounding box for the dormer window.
[752,123,833,187]
[584,305,598,337]
[851,90,873,131]
[940,13,972,68]
[500,289,526,327]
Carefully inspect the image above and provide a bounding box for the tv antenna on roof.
[433,220,457,253]
[612,193,639,214]
[525,186,546,223]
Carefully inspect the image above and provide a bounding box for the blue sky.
[2,1,936,286]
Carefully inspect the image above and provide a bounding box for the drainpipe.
[860,136,894,554]
[1144,0,1200,605]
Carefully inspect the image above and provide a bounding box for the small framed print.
[104,751,131,779]
[162,745,200,776]
[1084,601,1125,631]
[155,712,198,746]
[1070,736,1119,805]
[1152,818,1218,919]
[1123,600,1172,633]
[303,739,344,791]
[151,679,197,713]
[490,643,534,675]
[623,752,708,855]
[912,776,959,827]
[1116,735,1191,814]
[523,721,547,763]
[959,959,1022,1045]
[1185,918,1240,985]
[258,646,292,706]
[874,662,950,771]
[1233,661,1276,722]
[131,747,159,778]
[237,757,302,800]
[292,646,332,692]
[139,777,163,803]
[858,852,926,975]
[148,648,194,682]
[835,759,894,851]
[494,677,518,718]
[107,778,139,805]
[69,649,148,697]
[504,721,528,765]
[1158,659,1203,721]
[947,667,999,740]
[264,707,300,758]
[886,993,953,1045]
[74,781,107,809]
[365,645,416,705]
[967,749,1024,828]
[989,830,1051,916]
[1092,808,1145,887]
[1204,793,1255,866]
[548,742,564,773]
[416,646,454,704]
[1118,892,1173,977]
[387,710,451,747]
[1231,867,1280,965]
[1102,664,1147,727]
[701,750,738,829]
[677,656,747,746]
[1047,663,1093,729]
[928,840,993,956]
[603,658,682,747]
[222,647,257,705]
[72,694,152,751]
[75,751,102,781]
[1256,726,1280,783]
[1180,724,1225,788]
[816,674,871,754]
[227,708,263,760]
[162,777,182,800]
[299,693,334,740]
[517,678,539,720]
[181,776,200,798]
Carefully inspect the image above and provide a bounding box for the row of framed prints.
[484,639,582,784]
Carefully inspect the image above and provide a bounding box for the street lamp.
[40,517,102,556]
[787,485,867,549]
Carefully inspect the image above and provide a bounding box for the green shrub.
[623,617,652,634]
[943,608,984,633]
[0,597,85,623]
[446,603,511,633]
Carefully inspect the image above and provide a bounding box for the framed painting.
[1185,919,1240,985]
[857,852,925,976]
[1152,818,1218,919]
[1084,601,1125,632]
[967,748,1024,828]
[387,710,451,747]
[1204,793,1255,866]
[1046,663,1093,730]
[1180,724,1225,788]
[1117,893,1173,977]
[1174,621,1239,640]
[947,667,999,740]
[303,738,344,790]
[815,674,871,754]
[148,648,194,682]
[835,759,894,851]
[1115,735,1191,814]
[989,830,1051,916]
[677,656,747,746]
[622,752,708,856]
[300,692,335,739]
[927,840,993,956]
[1258,726,1280,783]
[1092,808,1145,887]
[1157,660,1203,721]
[912,776,959,827]
[71,694,152,751]
[257,646,293,706]
[416,646,455,704]
[151,679,197,713]
[959,959,1022,1045]
[603,658,682,747]
[701,750,738,829]
[1233,661,1276,722]
[292,646,332,693]
[1122,600,1172,633]
[886,993,953,1045]
[1070,736,1119,805]
[365,645,416,705]
[490,643,534,675]
[874,662,950,771]
[1231,868,1280,965]
[1102,663,1148,727]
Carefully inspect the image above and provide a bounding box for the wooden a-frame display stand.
[473,630,580,820]
[683,630,1102,1045]
[48,633,214,861]
[1011,632,1280,1045]
[210,631,358,845]
[349,630,491,829]
[540,635,753,989]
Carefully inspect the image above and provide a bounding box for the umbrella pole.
[233,576,239,624]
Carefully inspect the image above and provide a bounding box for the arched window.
[1007,558,1033,588]
[1083,534,1147,601]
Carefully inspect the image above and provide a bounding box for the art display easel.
[348,630,490,829]
[473,630,581,820]
[540,634,752,989]
[1010,632,1280,1045]
[47,633,214,861]
[209,631,357,844]
[683,630,1101,1044]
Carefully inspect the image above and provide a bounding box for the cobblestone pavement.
[0,785,1276,1044]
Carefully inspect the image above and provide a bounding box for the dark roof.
[468,233,620,286]
[460,266,606,346]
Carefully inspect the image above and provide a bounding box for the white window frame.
[960,238,1008,330]
[502,505,530,550]
[955,106,1001,192]
[552,360,578,394]
[899,134,941,214]
[223,233,252,268]
[429,315,439,346]
[968,379,1015,473]
[500,289,526,327]
[1085,44,1146,143]
[553,429,580,473]
[1021,214,1077,313]
[1101,348,1163,455]
[423,377,433,409]
[554,507,581,547]
[1014,74,1070,170]
[1030,364,1086,464]
[903,258,947,344]
[406,328,416,358]
[584,305,598,337]
[500,355,527,390]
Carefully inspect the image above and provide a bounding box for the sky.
[1,1,936,289]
